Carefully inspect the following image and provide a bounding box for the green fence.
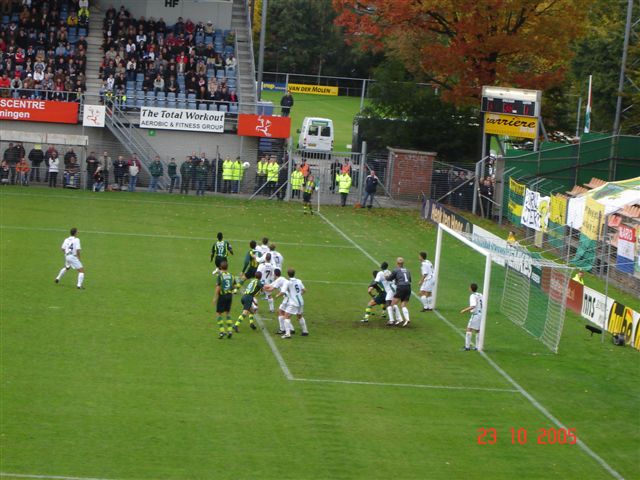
[504,134,640,190]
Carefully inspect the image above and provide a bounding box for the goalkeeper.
[361,270,386,323]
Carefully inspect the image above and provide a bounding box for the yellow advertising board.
[581,197,605,240]
[485,113,538,139]
[288,83,339,96]
[509,177,525,196]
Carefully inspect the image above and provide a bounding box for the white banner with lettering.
[520,188,550,231]
[82,104,106,127]
[139,106,225,133]
[581,286,612,329]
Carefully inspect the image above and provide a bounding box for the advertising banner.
[581,197,604,240]
[287,83,338,96]
[520,188,550,231]
[237,114,291,139]
[139,106,225,133]
[484,113,538,138]
[508,178,525,223]
[581,286,612,329]
[82,104,106,127]
[0,98,78,124]
[422,199,472,234]
[636,226,640,279]
[261,82,287,92]
[607,301,640,350]
[564,279,584,315]
[617,225,636,274]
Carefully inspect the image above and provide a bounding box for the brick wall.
[387,148,437,200]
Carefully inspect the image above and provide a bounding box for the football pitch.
[1,188,638,480]
[260,90,363,151]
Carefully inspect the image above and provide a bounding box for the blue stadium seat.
[136,99,144,108]
[126,81,135,89]
[156,99,167,108]
[177,93,186,101]
[219,104,228,113]
[224,46,234,56]
[216,70,225,79]
[78,28,87,37]
[187,93,196,101]
[229,103,238,114]
[205,36,213,46]
[136,73,145,83]
[156,91,166,100]
[167,92,176,101]
[2,16,10,25]
[126,97,135,108]
[136,90,144,99]
[227,80,237,89]
[145,98,155,107]
[198,103,208,111]
[187,102,197,110]
[209,103,218,111]
[68,27,77,36]
[178,101,187,110]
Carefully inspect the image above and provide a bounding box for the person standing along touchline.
[55,227,86,289]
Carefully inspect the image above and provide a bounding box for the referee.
[386,257,412,327]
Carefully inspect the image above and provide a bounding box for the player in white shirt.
[275,268,307,339]
[419,251,434,311]
[460,283,483,351]
[265,268,290,334]
[55,227,85,289]
[257,243,284,271]
[375,261,401,325]
[255,236,270,258]
[257,253,276,312]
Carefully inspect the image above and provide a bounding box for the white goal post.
[433,223,492,351]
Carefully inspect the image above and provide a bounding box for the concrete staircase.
[84,7,104,101]
[231,0,257,113]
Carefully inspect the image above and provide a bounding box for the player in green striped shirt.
[211,232,234,275]
[214,260,238,339]
[362,270,386,323]
[234,271,265,332]
[239,240,259,284]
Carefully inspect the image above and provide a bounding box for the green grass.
[1,187,638,480]
[260,90,364,151]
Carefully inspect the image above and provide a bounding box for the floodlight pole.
[612,0,634,135]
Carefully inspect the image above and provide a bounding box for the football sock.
[249,314,255,325]
[236,313,246,326]
[465,331,472,349]
[278,315,285,331]
[402,307,410,322]
[427,296,433,309]
[475,333,480,349]
[364,306,372,319]
[267,297,274,311]
[298,317,308,334]
[56,267,67,280]
[386,306,395,322]
[394,305,402,322]
[284,318,293,335]
[420,295,428,308]
[77,272,84,287]
[226,316,233,332]
[217,316,225,334]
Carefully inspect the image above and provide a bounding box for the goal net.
[433,223,572,353]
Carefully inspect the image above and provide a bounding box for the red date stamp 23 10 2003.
[477,427,578,445]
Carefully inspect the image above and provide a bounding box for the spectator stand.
[1,0,89,103]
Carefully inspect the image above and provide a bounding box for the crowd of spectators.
[99,6,238,110]
[0,0,89,101]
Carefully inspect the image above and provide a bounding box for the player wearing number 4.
[460,283,483,351]
[419,251,434,311]
[55,227,85,289]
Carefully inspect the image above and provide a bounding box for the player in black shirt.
[386,257,412,327]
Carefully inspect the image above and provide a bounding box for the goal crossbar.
[433,223,492,351]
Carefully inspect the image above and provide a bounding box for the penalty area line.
[292,378,518,393]
[317,211,624,480]
[0,473,116,480]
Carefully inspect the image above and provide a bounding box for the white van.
[297,117,334,152]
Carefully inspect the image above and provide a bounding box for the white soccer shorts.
[385,291,394,302]
[467,314,481,331]
[420,277,435,292]
[284,304,303,315]
[65,255,83,270]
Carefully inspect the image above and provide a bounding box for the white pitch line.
[292,377,518,393]
[0,225,355,250]
[316,211,624,480]
[254,314,293,380]
[0,473,116,480]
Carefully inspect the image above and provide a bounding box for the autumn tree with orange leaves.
[333,0,590,106]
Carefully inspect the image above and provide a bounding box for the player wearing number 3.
[460,283,483,351]
[55,227,85,289]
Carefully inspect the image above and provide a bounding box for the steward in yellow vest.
[266,158,279,196]
[290,168,304,198]
[256,156,268,194]
[222,157,233,193]
[336,172,352,207]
